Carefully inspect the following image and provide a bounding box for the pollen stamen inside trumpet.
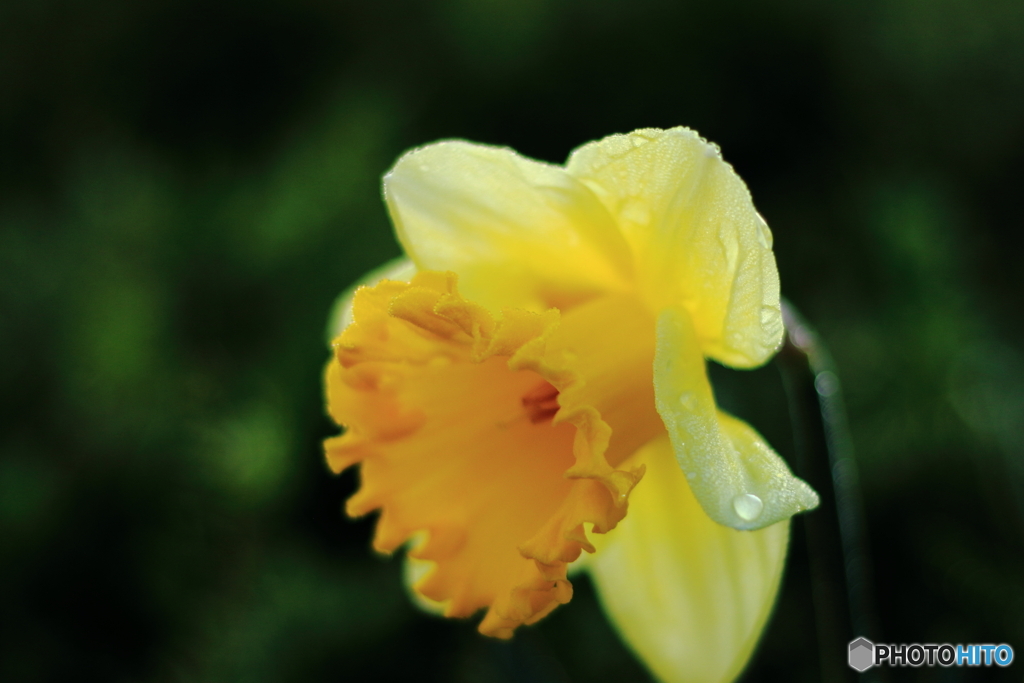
[522,382,560,424]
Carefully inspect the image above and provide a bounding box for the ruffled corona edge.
[324,271,645,637]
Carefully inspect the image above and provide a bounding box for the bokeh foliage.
[2,0,1023,681]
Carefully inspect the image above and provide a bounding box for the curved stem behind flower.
[776,300,885,683]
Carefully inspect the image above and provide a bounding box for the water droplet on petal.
[678,392,696,410]
[732,493,764,522]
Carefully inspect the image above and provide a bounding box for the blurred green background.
[2,0,1023,681]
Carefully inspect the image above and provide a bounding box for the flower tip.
[799,481,821,513]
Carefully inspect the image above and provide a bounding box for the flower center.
[324,270,663,637]
[522,382,560,424]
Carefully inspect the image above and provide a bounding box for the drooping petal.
[566,127,782,368]
[384,141,633,313]
[325,272,662,638]
[652,305,818,530]
[587,435,790,683]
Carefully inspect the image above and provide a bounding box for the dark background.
[2,0,1023,681]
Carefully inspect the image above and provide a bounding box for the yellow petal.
[403,531,449,616]
[325,272,662,638]
[566,128,782,368]
[324,256,417,344]
[653,305,818,530]
[587,435,790,683]
[384,140,633,313]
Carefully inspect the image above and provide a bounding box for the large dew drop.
[732,493,764,522]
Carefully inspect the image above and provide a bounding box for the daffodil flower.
[324,128,819,683]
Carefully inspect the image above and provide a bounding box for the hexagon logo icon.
[849,637,875,672]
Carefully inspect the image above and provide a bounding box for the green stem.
[775,300,884,682]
